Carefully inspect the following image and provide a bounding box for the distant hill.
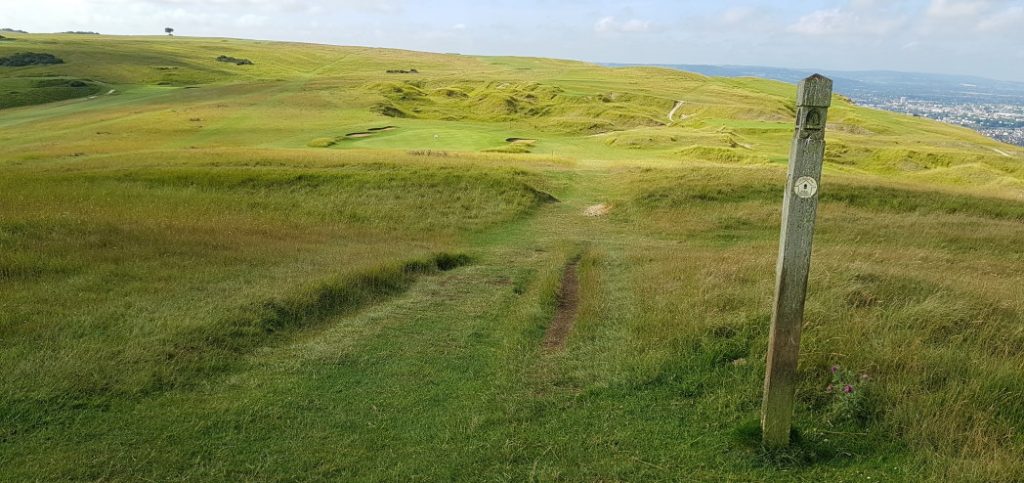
[609,64,1024,104]
[1,33,1020,175]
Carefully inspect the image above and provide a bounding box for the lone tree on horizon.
[165,27,174,36]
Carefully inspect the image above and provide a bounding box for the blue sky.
[3,0,1023,81]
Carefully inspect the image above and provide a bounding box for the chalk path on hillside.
[990,147,1012,158]
[668,100,687,122]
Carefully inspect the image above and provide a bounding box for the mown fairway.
[2,34,1024,481]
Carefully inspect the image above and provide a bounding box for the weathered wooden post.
[761,74,832,448]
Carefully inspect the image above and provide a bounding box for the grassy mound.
[676,145,768,163]
[307,136,341,148]
[0,77,102,109]
[365,80,670,133]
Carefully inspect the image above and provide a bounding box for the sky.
[2,0,1023,81]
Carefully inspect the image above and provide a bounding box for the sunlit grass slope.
[2,33,1021,179]
[2,33,1024,481]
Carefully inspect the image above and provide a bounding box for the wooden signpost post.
[761,74,833,448]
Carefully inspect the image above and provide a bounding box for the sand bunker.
[583,203,612,217]
[346,127,399,138]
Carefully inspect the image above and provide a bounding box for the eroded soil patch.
[583,203,611,217]
[543,256,581,351]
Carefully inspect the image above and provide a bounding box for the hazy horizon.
[3,0,1023,82]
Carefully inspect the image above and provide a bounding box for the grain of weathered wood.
[761,74,833,448]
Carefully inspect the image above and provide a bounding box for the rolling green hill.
[2,34,1024,481]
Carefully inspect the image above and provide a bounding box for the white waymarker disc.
[794,177,818,199]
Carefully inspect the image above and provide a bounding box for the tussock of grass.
[307,136,340,147]
[822,183,1024,220]
[484,143,532,154]
[676,145,769,163]
[634,167,1024,221]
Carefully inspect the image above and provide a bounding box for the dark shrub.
[216,55,253,66]
[371,103,407,118]
[0,52,64,67]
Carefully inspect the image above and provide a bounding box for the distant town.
[854,95,1024,147]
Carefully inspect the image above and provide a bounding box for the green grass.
[0,76,104,108]
[2,33,1024,481]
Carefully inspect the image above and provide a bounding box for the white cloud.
[788,8,845,35]
[918,0,1024,36]
[976,5,1024,31]
[925,0,990,19]
[721,7,756,25]
[788,3,907,37]
[594,16,653,34]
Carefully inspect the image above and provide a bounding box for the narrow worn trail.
[990,147,1012,158]
[542,256,581,351]
[668,100,685,122]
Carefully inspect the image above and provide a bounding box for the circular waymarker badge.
[794,176,818,199]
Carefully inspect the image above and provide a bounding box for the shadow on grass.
[732,418,902,470]
[153,253,473,389]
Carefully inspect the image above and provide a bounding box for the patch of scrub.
[0,52,63,67]
[216,55,253,65]
[308,137,342,148]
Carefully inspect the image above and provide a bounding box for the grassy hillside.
[2,34,1024,481]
